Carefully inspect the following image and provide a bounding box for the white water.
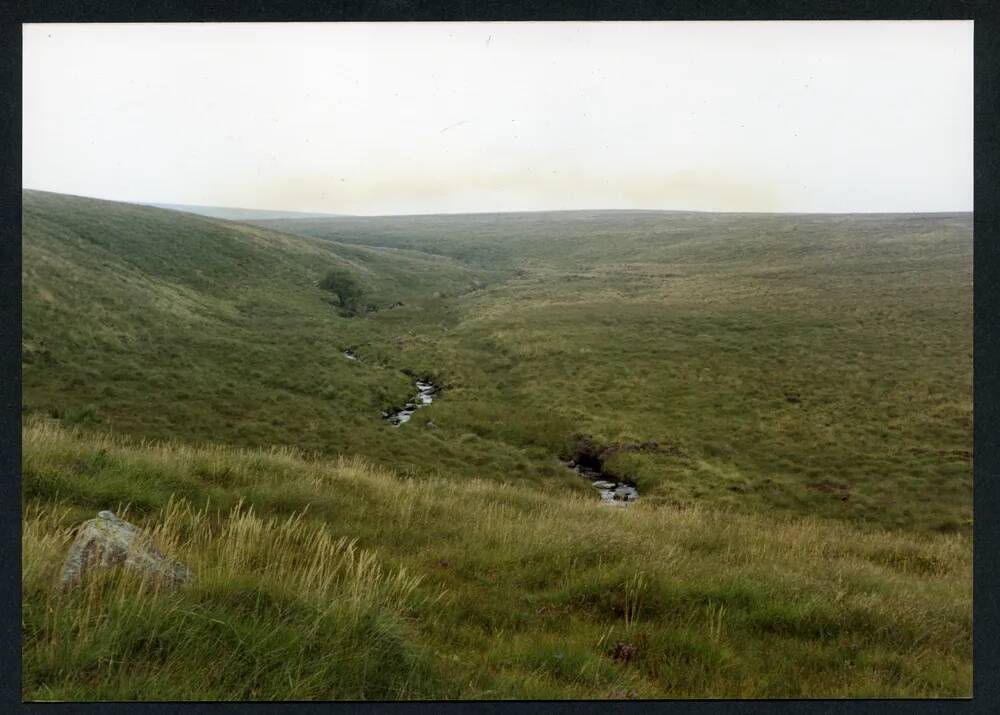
[343,348,632,504]
[567,461,640,506]
[342,349,438,426]
[386,380,437,426]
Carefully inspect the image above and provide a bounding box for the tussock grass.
[24,193,971,532]
[22,193,972,698]
[24,486,437,700]
[264,209,971,533]
[23,420,971,699]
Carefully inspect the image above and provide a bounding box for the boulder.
[58,510,192,591]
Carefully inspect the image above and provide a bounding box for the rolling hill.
[21,191,973,699]
[255,209,973,533]
[21,190,524,480]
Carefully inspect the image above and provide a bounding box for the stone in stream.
[387,377,438,426]
[564,459,640,506]
[58,510,192,591]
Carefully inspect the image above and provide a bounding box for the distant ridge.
[145,202,342,221]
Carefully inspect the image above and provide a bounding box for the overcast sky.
[23,21,972,215]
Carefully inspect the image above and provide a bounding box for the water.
[385,380,437,426]
[345,347,630,503]
[342,349,437,426]
[566,460,640,506]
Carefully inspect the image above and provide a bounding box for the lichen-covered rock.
[58,510,192,590]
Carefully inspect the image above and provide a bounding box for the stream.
[383,380,437,426]
[565,460,640,506]
[342,350,438,427]
[343,349,637,503]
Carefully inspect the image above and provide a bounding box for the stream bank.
[383,379,437,426]
[343,348,636,504]
[565,459,639,506]
[342,349,439,427]
[565,436,645,506]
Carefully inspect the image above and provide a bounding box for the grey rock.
[59,511,192,591]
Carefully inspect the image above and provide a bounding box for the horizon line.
[21,187,974,220]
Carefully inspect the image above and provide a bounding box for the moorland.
[21,189,972,699]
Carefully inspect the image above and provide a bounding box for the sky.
[23,21,973,215]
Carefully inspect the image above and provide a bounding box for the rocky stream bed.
[343,348,637,504]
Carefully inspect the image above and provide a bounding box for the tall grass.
[22,420,971,699]
[21,193,972,698]
[24,193,973,533]
[23,486,439,700]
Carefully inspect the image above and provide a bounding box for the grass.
[21,191,973,698]
[21,190,524,481]
[24,499,438,700]
[22,419,971,699]
[259,208,972,532]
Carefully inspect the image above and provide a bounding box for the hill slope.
[22,418,971,699]
[257,209,973,533]
[22,190,520,479]
[23,193,974,530]
[21,193,973,699]
[250,210,973,271]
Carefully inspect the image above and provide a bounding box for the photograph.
[20,19,973,700]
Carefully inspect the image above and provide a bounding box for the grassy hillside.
[22,191,556,486]
[22,419,971,700]
[24,195,973,530]
[21,192,972,699]
[251,209,973,270]
[259,210,973,533]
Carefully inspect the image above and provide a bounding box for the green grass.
[258,208,972,532]
[22,420,971,699]
[22,190,532,483]
[21,191,973,698]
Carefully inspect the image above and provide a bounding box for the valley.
[20,190,973,699]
